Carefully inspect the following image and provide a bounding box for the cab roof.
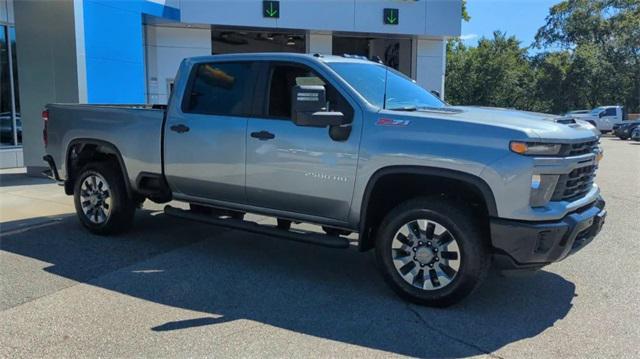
[186,52,377,65]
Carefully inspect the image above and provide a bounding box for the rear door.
[164,61,257,203]
[245,61,361,222]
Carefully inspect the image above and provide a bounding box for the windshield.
[328,62,445,110]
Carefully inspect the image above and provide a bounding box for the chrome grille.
[552,165,597,201]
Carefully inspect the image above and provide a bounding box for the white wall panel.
[180,0,461,37]
[144,25,212,104]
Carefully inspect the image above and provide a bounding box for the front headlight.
[510,141,563,156]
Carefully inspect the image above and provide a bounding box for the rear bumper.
[491,197,606,270]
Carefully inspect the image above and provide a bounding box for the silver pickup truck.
[43,53,606,306]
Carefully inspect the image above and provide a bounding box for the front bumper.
[491,197,606,270]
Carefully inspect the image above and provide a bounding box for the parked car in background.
[0,112,22,145]
[579,106,625,133]
[613,120,640,140]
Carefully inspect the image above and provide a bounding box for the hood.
[441,106,600,141]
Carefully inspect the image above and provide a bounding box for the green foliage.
[461,0,470,22]
[446,0,640,114]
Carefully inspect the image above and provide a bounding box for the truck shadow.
[0,210,576,358]
[0,172,54,188]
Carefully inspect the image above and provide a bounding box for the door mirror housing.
[291,85,346,127]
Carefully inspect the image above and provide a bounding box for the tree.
[535,0,640,112]
[446,0,639,114]
[446,32,536,110]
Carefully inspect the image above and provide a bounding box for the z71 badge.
[376,118,411,127]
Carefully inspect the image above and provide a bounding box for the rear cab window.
[182,62,256,116]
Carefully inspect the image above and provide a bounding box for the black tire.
[73,162,136,235]
[322,226,351,236]
[375,197,490,307]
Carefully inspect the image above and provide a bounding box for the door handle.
[250,130,275,141]
[170,124,190,134]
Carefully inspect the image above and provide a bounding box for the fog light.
[530,174,560,207]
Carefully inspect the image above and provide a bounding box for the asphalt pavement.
[0,136,638,358]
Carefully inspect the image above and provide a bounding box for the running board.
[164,205,350,249]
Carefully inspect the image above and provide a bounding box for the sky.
[460,0,559,51]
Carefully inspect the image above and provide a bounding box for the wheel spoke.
[398,261,416,276]
[396,232,413,246]
[428,269,441,287]
[392,248,411,260]
[440,251,458,260]
[412,269,425,288]
[425,222,435,239]
[439,263,457,278]
[437,231,454,247]
[408,221,421,238]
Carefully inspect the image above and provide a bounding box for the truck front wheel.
[73,162,136,235]
[375,197,490,307]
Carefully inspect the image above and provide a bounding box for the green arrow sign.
[384,8,399,25]
[263,1,279,18]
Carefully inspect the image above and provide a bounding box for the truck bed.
[46,103,166,188]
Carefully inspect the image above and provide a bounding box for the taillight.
[42,109,49,147]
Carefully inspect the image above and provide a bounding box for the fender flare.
[358,166,498,250]
[65,138,133,197]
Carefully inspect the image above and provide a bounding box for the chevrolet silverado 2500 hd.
[42,53,607,306]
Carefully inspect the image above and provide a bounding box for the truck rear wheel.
[73,162,136,235]
[375,197,490,307]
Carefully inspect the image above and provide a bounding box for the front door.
[164,61,256,204]
[245,62,361,221]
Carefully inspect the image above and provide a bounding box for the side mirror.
[291,85,346,127]
[598,111,605,118]
[430,90,441,99]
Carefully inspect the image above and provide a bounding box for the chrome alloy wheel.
[391,219,461,290]
[79,174,112,224]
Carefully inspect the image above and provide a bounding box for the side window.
[267,64,354,122]
[604,108,617,116]
[184,62,252,116]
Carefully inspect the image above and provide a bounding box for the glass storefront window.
[0,25,19,147]
[332,35,413,77]
[10,27,20,145]
[0,25,12,146]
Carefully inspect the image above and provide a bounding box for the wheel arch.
[358,166,497,251]
[65,138,132,198]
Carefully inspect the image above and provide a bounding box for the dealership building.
[1,0,461,172]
